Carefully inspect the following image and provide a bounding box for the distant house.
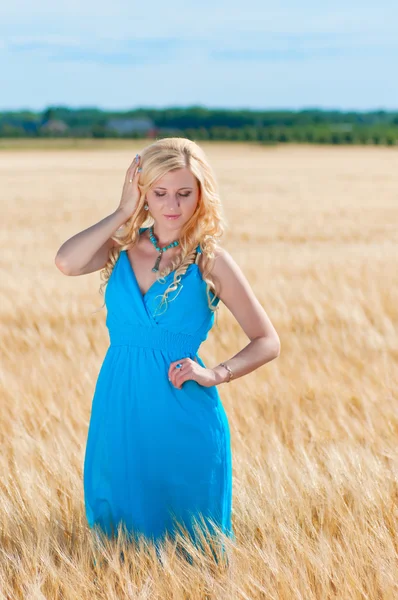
[40,119,69,134]
[106,117,157,137]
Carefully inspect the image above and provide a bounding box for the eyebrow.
[154,186,193,190]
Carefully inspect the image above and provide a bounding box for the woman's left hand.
[168,357,216,389]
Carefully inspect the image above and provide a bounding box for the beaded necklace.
[148,225,180,272]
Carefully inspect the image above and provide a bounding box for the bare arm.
[55,155,142,276]
[210,247,281,384]
[54,209,130,276]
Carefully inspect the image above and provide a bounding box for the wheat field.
[1,140,397,599]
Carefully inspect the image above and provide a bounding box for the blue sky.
[1,0,397,112]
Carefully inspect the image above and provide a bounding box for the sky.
[1,0,397,112]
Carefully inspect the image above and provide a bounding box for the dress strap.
[194,244,201,265]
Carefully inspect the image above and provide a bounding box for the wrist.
[212,364,231,385]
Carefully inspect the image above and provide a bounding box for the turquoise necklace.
[148,225,180,272]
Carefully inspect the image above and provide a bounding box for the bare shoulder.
[211,245,247,292]
[213,245,233,263]
[197,244,249,294]
[199,244,249,298]
[206,245,281,347]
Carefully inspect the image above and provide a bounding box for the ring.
[175,363,183,369]
[129,179,133,182]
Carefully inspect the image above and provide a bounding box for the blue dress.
[83,227,234,555]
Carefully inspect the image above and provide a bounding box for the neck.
[151,223,181,247]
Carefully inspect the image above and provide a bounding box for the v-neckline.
[123,249,197,299]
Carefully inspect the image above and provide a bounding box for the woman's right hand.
[117,154,142,219]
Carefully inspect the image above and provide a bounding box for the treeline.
[1,106,398,145]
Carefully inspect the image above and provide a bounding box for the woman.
[55,137,280,562]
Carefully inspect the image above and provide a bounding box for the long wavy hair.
[95,137,227,321]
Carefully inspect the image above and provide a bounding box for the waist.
[108,323,199,354]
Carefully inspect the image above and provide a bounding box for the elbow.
[267,335,281,359]
[54,253,71,275]
[273,337,281,358]
[255,334,281,360]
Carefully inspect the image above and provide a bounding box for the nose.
[167,198,180,211]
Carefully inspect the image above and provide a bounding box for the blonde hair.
[96,137,227,321]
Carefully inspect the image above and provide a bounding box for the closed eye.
[154,192,191,198]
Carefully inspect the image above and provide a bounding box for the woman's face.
[146,167,199,232]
